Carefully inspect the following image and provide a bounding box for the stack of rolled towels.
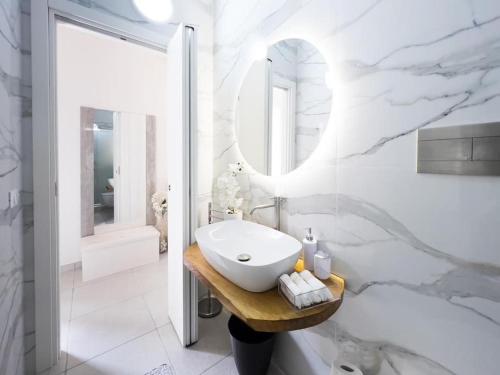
[279,270,334,309]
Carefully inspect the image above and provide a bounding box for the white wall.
[57,22,167,266]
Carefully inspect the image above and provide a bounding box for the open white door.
[167,24,198,346]
[113,112,147,226]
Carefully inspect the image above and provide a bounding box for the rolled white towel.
[279,274,303,308]
[300,270,334,301]
[300,270,324,289]
[297,270,324,303]
[290,272,315,306]
[309,290,323,304]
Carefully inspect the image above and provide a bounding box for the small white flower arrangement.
[152,191,168,253]
[151,191,168,218]
[216,162,245,216]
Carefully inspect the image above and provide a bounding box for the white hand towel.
[300,270,333,301]
[290,272,314,306]
[298,270,325,302]
[279,274,303,308]
[300,270,324,289]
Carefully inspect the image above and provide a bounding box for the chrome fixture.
[208,201,224,224]
[237,253,252,262]
[198,202,222,318]
[249,196,283,231]
[198,292,222,319]
[417,122,500,175]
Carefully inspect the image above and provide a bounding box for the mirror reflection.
[81,107,157,234]
[93,110,115,225]
[236,39,332,176]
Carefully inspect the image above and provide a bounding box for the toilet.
[101,192,114,207]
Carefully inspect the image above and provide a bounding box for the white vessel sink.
[195,220,302,292]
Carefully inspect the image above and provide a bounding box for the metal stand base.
[198,291,222,318]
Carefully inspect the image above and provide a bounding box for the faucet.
[249,196,282,231]
[208,202,224,224]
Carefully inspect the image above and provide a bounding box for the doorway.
[55,18,169,371]
[32,6,201,372]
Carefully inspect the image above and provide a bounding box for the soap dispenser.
[303,228,318,271]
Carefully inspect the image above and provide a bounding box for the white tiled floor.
[40,254,285,375]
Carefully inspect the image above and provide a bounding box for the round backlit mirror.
[236,39,332,176]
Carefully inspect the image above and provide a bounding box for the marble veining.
[2,0,499,374]
[285,194,500,327]
[214,1,500,374]
[0,0,31,374]
[307,319,457,375]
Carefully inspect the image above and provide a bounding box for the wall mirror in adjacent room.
[235,38,332,176]
[80,107,158,235]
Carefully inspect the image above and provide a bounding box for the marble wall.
[0,0,33,374]
[213,1,500,374]
[294,39,330,167]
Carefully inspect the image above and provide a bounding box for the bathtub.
[81,225,160,281]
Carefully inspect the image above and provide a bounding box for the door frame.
[270,75,296,175]
[31,2,197,371]
[183,24,200,346]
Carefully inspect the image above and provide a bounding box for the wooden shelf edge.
[185,243,344,333]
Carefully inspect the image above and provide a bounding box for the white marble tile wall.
[269,40,298,82]
[213,0,500,374]
[0,0,32,374]
[294,40,331,167]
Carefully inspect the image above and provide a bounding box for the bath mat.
[144,364,175,375]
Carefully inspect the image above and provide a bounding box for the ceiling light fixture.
[133,0,173,23]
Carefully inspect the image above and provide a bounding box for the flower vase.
[223,210,243,221]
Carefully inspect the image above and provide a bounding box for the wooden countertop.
[184,243,344,333]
